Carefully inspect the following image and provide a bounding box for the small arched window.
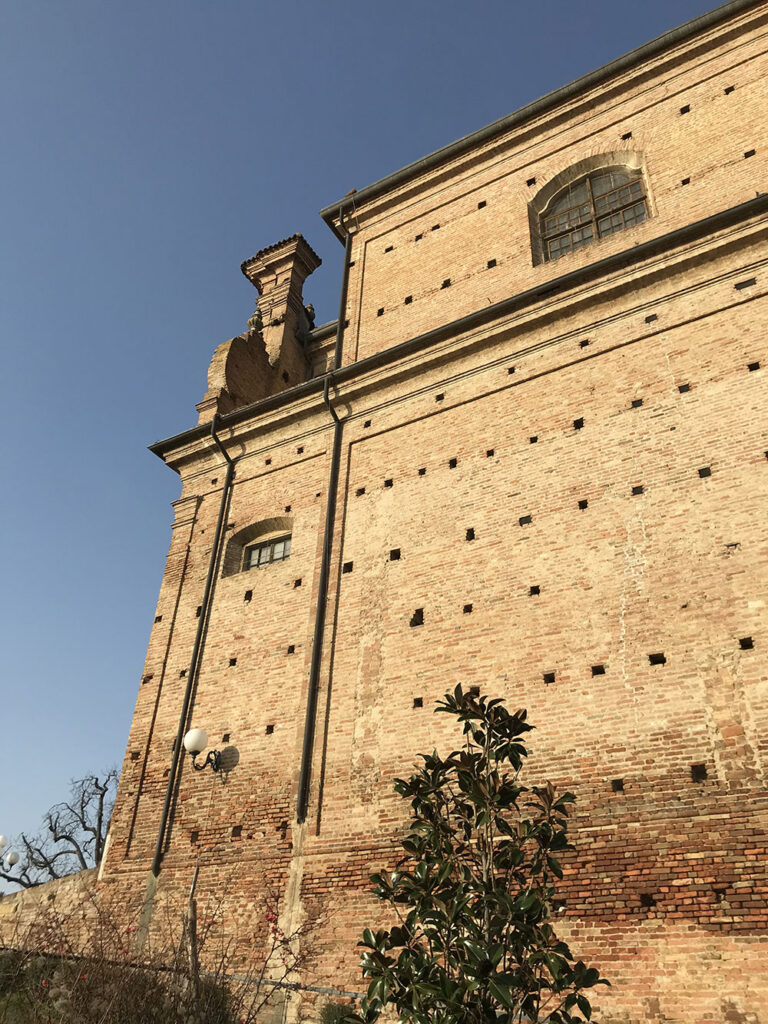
[244,533,291,571]
[221,516,293,578]
[541,167,647,261]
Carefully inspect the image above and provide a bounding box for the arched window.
[244,533,291,571]
[540,167,647,262]
[221,516,293,578]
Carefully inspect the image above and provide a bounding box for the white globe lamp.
[183,728,208,757]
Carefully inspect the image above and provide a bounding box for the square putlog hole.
[578,499,588,510]
[691,763,707,783]
[735,277,757,291]
[631,398,643,408]
[286,644,295,655]
[591,664,606,676]
[739,636,754,650]
[466,527,475,541]
[678,383,691,393]
[228,657,237,667]
[640,893,657,908]
[529,585,540,596]
[486,449,494,458]
[463,603,473,614]
[231,825,242,838]
[632,485,644,496]
[244,590,253,602]
[410,608,424,628]
[748,361,760,371]
[648,652,666,666]
[390,548,401,561]
[294,578,302,588]
[698,466,712,478]
[519,515,532,526]
[342,561,354,574]
[384,478,393,488]
[413,697,423,708]
[611,778,624,793]
[449,457,458,469]
[265,724,274,735]
[573,417,584,430]
[543,671,556,685]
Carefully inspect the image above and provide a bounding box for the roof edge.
[151,193,768,463]
[319,0,763,235]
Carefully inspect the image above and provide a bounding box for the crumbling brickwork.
[96,3,768,1021]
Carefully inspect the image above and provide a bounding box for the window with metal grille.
[542,168,647,261]
[244,534,291,570]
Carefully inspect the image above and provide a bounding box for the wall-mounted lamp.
[183,728,222,772]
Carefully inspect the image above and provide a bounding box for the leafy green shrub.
[347,686,610,1024]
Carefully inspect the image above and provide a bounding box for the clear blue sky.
[1,0,712,870]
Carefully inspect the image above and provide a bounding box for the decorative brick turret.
[241,234,321,381]
[196,234,321,424]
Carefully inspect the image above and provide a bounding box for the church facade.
[100,1,768,1020]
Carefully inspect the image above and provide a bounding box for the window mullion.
[585,175,597,229]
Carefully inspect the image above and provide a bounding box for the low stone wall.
[0,869,97,950]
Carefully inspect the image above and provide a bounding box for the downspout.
[296,208,351,823]
[334,209,353,368]
[150,413,235,876]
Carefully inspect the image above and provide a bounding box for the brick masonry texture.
[9,4,765,1023]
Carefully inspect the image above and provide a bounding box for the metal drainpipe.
[296,208,351,824]
[150,413,235,877]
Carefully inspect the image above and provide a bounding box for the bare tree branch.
[1,769,118,890]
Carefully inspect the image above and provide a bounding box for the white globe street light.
[183,727,222,773]
[183,728,209,757]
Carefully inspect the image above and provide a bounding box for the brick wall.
[101,5,768,1022]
